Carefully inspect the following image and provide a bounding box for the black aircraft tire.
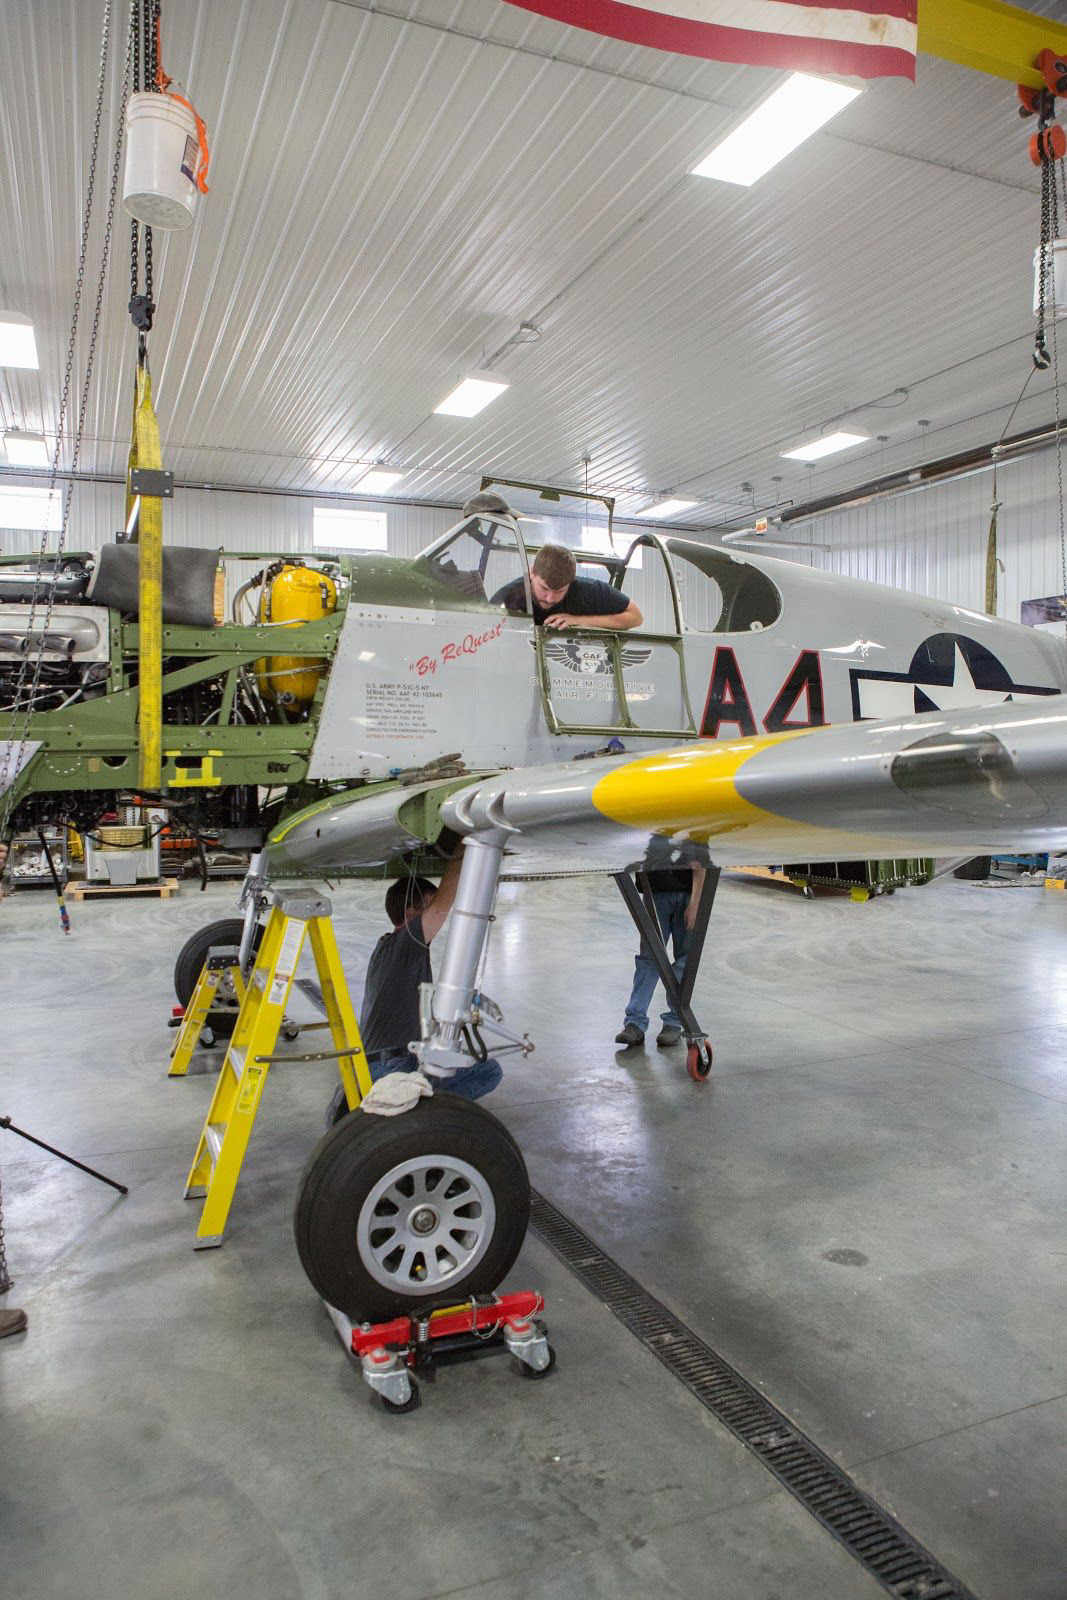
[294,1094,530,1322]
[173,917,261,1039]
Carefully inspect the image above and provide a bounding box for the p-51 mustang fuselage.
[318,504,1065,781]
[3,488,1064,854]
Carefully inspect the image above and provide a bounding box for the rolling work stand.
[168,956,248,1075]
[613,864,719,1081]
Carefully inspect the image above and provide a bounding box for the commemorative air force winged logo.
[541,639,653,675]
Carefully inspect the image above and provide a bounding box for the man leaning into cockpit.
[492,544,642,631]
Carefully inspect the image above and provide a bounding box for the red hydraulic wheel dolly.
[324,1290,555,1412]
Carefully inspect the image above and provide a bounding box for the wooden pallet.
[67,879,180,901]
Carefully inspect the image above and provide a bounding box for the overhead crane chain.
[1033,131,1062,373]
[1034,101,1067,633]
[128,0,160,340]
[0,0,132,838]
[1018,52,1067,637]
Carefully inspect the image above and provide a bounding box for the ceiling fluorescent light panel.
[691,73,862,187]
[0,312,39,369]
[3,430,48,467]
[352,464,404,493]
[781,430,869,462]
[636,498,697,519]
[434,371,509,418]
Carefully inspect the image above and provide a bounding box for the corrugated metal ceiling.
[0,0,1064,530]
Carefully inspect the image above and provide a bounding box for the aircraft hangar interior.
[3,3,1067,1597]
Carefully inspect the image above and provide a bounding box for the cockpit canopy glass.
[414,515,525,607]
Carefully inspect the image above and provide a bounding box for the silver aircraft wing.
[265,697,1067,877]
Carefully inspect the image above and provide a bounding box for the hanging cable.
[986,367,1037,615]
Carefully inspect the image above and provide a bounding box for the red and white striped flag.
[502,0,917,80]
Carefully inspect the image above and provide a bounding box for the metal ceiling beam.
[919,0,1067,89]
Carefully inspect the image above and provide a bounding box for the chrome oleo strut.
[412,831,534,1079]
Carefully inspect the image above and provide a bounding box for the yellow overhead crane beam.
[919,0,1067,89]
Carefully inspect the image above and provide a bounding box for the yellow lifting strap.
[127,361,164,790]
[919,0,1067,89]
[985,501,999,616]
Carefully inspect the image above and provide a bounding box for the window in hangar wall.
[578,523,643,568]
[0,485,63,532]
[312,505,388,551]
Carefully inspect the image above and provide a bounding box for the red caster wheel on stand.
[686,1039,713,1082]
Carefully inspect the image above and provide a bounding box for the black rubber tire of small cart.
[381,1379,421,1414]
[515,1342,557,1380]
[294,1093,530,1322]
[173,917,261,1038]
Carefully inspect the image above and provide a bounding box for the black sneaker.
[614,1023,645,1047]
[656,1025,682,1047]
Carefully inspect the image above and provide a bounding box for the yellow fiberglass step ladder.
[168,957,248,1078]
[184,886,371,1250]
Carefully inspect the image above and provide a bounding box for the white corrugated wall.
[802,447,1067,624]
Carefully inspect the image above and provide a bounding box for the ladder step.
[205,1123,226,1165]
[227,1046,245,1080]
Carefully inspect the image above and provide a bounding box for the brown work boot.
[0,1307,28,1339]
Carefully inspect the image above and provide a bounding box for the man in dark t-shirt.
[327,851,501,1123]
[492,543,643,631]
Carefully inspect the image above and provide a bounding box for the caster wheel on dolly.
[515,1343,557,1380]
[380,1378,420,1414]
[686,1039,713,1082]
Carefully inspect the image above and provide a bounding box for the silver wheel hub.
[356,1154,496,1294]
[410,1206,438,1235]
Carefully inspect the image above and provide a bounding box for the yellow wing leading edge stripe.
[590,729,818,843]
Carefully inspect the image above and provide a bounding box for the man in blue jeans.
[327,849,501,1125]
[615,866,705,1049]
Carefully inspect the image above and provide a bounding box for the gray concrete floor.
[1,871,1064,1600]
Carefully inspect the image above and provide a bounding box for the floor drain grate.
[529,1189,979,1600]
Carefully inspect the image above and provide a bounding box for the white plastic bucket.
[123,91,198,230]
[1033,239,1067,319]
